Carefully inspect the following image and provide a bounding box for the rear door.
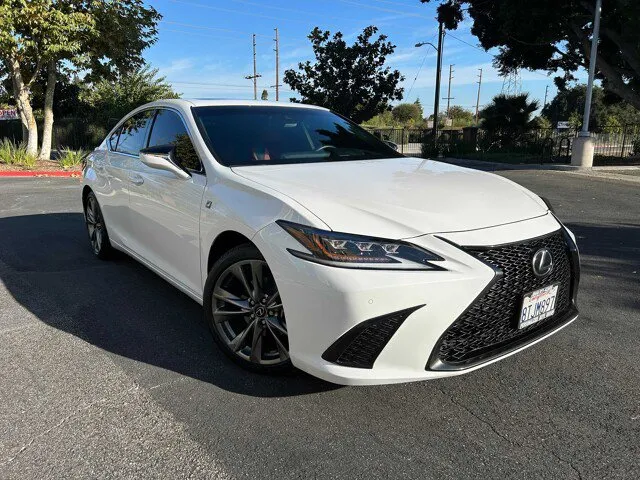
[128,108,206,296]
[102,110,153,246]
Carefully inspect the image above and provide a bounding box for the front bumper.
[254,213,579,385]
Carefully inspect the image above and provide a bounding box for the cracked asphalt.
[0,171,638,480]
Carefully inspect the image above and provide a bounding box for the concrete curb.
[0,170,81,177]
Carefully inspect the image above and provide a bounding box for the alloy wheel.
[85,195,105,255]
[212,259,289,365]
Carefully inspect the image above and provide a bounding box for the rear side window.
[115,110,153,156]
[148,109,202,171]
[108,127,121,150]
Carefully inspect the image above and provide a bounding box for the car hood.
[232,157,548,239]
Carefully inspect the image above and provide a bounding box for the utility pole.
[543,85,549,109]
[274,28,280,101]
[432,22,444,146]
[443,64,454,118]
[244,34,262,100]
[475,68,482,126]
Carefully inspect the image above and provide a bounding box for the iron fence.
[0,118,113,151]
[366,125,640,166]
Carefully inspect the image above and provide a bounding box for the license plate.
[519,283,559,329]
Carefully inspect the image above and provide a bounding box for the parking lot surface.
[0,171,638,479]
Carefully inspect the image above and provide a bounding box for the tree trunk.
[39,60,57,160]
[11,73,29,143]
[9,57,38,156]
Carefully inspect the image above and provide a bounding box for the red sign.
[0,109,19,120]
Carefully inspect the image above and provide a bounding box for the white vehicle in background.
[81,99,580,385]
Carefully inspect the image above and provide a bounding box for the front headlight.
[277,220,445,270]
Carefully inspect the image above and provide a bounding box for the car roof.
[141,98,329,110]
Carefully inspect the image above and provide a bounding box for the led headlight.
[277,220,445,270]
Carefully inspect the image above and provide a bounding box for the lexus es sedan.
[81,99,580,385]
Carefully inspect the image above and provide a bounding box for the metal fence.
[0,118,111,151]
[366,125,640,165]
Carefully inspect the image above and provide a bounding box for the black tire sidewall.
[203,244,292,374]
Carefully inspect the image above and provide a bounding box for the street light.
[416,22,444,151]
[415,42,437,50]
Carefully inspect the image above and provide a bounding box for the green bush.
[59,148,86,169]
[0,138,15,164]
[13,145,37,168]
[0,140,37,167]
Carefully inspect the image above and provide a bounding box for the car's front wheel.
[204,244,291,373]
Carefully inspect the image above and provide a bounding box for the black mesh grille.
[322,306,423,369]
[434,231,575,367]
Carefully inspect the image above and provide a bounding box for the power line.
[160,28,253,43]
[159,20,271,38]
[446,32,550,78]
[336,0,432,19]
[168,0,313,25]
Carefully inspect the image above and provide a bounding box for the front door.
[128,108,206,297]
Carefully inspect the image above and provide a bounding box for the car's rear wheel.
[84,191,111,260]
[204,244,291,373]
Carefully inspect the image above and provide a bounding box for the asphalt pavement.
[0,171,638,480]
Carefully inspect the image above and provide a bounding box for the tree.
[0,1,160,159]
[421,0,640,110]
[284,26,404,123]
[80,65,179,124]
[480,93,539,132]
[446,105,475,128]
[261,89,268,101]
[392,103,422,124]
[542,84,640,129]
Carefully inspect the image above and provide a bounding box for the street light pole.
[571,0,602,168]
[433,22,444,146]
[415,22,444,148]
[581,0,602,135]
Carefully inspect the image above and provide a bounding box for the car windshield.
[192,105,403,166]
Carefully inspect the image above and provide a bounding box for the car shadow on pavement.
[0,213,341,398]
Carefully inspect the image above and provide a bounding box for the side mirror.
[139,145,190,179]
[384,140,399,151]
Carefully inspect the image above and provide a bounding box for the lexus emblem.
[532,248,553,277]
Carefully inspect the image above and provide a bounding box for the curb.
[0,170,81,178]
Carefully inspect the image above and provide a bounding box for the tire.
[84,191,112,260]
[204,244,292,374]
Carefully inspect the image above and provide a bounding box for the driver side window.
[147,109,202,172]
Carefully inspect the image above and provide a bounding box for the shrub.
[59,148,86,169]
[0,140,37,167]
[0,138,15,164]
[13,144,37,168]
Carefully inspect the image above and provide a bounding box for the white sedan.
[82,99,580,385]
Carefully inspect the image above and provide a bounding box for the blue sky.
[145,0,585,115]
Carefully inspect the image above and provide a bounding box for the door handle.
[129,174,144,186]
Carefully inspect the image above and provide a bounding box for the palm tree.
[480,93,539,133]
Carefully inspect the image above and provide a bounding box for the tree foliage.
[446,105,475,127]
[421,0,640,109]
[480,93,539,132]
[0,0,160,156]
[80,65,179,124]
[392,103,422,124]
[284,26,404,123]
[542,84,640,130]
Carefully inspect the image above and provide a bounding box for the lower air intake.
[322,305,424,369]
